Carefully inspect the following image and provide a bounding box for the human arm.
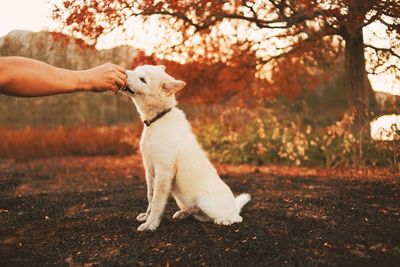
[0,57,127,97]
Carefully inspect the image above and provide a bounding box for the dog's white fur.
[126,65,251,231]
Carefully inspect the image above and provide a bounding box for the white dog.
[124,65,251,231]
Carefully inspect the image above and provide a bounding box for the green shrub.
[194,107,397,169]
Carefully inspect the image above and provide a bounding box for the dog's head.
[125,65,186,99]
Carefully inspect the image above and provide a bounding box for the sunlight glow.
[371,114,400,141]
[0,0,56,36]
[364,20,400,96]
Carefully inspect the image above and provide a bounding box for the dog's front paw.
[136,212,149,222]
[137,220,159,232]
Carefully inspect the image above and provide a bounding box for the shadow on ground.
[0,156,399,266]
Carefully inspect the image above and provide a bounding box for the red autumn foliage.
[132,51,259,104]
[266,36,341,99]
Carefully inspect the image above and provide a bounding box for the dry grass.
[0,125,141,160]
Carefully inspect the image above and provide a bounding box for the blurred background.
[0,0,399,169]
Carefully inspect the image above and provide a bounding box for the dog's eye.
[140,77,147,84]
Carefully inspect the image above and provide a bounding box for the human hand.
[80,63,127,92]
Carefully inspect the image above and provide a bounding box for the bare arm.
[0,57,127,97]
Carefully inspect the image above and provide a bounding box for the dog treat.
[118,85,136,98]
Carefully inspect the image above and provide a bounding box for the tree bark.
[344,27,369,128]
[344,0,376,129]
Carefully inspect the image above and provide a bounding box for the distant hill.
[0,30,139,126]
[0,30,136,69]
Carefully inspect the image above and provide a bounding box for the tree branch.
[367,64,400,75]
[365,44,400,59]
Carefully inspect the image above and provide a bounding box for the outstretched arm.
[0,57,127,97]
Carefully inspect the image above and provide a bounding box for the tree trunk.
[343,0,379,165]
[344,28,369,129]
[344,0,376,129]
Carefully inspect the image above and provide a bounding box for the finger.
[114,76,126,89]
[114,65,126,73]
[114,69,128,84]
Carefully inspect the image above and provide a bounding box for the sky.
[0,0,399,96]
[0,0,55,37]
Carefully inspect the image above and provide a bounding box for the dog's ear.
[158,65,166,70]
[162,79,186,96]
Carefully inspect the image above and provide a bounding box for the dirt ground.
[0,156,399,267]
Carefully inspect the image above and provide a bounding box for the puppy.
[125,65,250,231]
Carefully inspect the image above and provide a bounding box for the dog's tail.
[235,193,251,213]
